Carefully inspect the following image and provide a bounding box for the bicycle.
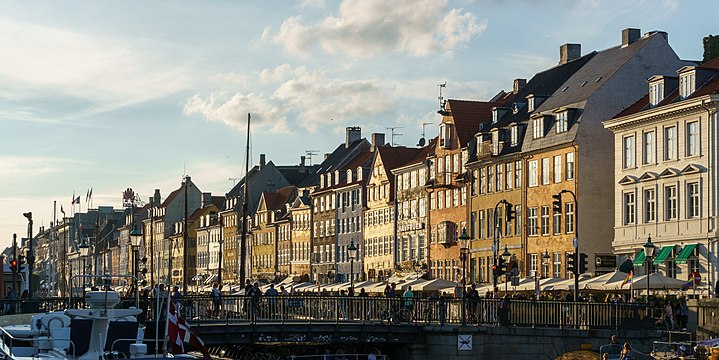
[383,305,412,324]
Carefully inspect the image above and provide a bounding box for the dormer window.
[533,117,544,139]
[346,169,353,183]
[439,123,453,149]
[356,167,363,181]
[679,71,696,99]
[527,96,535,112]
[556,111,568,133]
[649,81,664,107]
[492,107,509,124]
[334,170,340,185]
[510,126,519,146]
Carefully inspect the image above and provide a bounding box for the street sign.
[491,243,496,253]
[691,271,701,285]
[458,335,472,351]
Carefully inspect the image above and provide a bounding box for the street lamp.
[541,250,551,277]
[643,235,656,303]
[130,226,142,308]
[502,245,511,293]
[347,240,358,296]
[458,227,471,326]
[79,237,89,294]
[22,212,34,298]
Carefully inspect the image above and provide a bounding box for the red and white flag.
[168,302,211,359]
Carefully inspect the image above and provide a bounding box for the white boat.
[0,290,152,359]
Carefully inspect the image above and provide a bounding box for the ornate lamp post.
[79,237,89,295]
[502,245,512,293]
[347,240,358,296]
[130,226,142,308]
[643,235,656,303]
[458,228,471,326]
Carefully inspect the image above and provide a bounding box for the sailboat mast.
[239,113,250,287]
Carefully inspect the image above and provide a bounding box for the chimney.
[260,154,266,170]
[202,192,212,207]
[559,43,581,65]
[153,189,161,206]
[513,79,526,93]
[299,156,306,173]
[371,133,386,152]
[324,153,331,160]
[345,126,362,148]
[622,28,641,47]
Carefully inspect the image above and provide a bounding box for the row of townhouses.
[26,28,719,295]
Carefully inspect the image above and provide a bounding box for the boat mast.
[239,113,250,287]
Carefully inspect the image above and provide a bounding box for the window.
[478,210,485,239]
[552,253,561,278]
[556,112,568,133]
[496,207,503,237]
[553,207,561,234]
[542,158,550,185]
[515,161,522,188]
[687,121,699,157]
[527,208,537,236]
[623,192,635,225]
[529,254,538,275]
[437,157,443,181]
[510,126,519,146]
[487,208,494,238]
[445,155,451,183]
[439,123,452,148]
[565,203,574,233]
[649,82,664,107]
[553,156,562,183]
[453,154,459,174]
[506,163,513,190]
[479,168,486,194]
[643,131,656,164]
[528,160,538,187]
[471,169,478,196]
[679,72,695,99]
[665,185,677,220]
[644,188,656,223]
[687,182,700,218]
[533,118,544,138]
[514,205,522,236]
[496,164,503,192]
[566,152,574,180]
[623,135,635,168]
[665,126,677,160]
[541,206,550,235]
[487,166,494,192]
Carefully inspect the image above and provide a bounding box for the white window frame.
[643,131,656,165]
[556,111,568,133]
[566,152,575,180]
[644,188,656,223]
[542,158,550,185]
[528,160,538,187]
[553,155,562,183]
[533,118,544,139]
[665,185,677,220]
[687,182,700,218]
[623,135,636,168]
[665,126,677,161]
[687,121,699,157]
[623,191,635,225]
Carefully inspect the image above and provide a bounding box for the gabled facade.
[289,194,312,279]
[521,28,687,278]
[604,56,719,286]
[250,186,296,281]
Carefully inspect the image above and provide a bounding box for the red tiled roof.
[341,149,373,170]
[700,55,719,70]
[377,146,425,178]
[399,137,436,168]
[262,186,296,211]
[446,99,509,147]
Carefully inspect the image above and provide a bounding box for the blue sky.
[0,0,714,247]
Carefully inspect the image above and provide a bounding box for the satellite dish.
[417,137,426,146]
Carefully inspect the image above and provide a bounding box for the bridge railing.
[143,295,653,330]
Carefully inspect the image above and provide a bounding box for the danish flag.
[168,302,211,359]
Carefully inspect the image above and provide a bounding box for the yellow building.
[250,187,296,281]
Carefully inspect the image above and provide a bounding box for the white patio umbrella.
[542,274,593,291]
[625,273,687,290]
[581,271,632,290]
[412,278,459,292]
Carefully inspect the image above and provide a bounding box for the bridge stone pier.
[193,322,662,359]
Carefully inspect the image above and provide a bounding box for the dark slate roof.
[277,164,321,188]
[262,186,296,211]
[316,139,371,174]
[613,56,719,119]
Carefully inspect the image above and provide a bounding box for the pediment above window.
[659,168,680,178]
[618,175,638,185]
[681,164,703,174]
[638,172,659,182]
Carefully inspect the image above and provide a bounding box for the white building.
[604,57,719,295]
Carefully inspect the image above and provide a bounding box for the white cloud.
[0,156,85,180]
[262,0,486,58]
[183,92,290,134]
[0,19,192,119]
[296,0,326,9]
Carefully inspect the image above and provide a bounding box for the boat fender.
[41,314,70,329]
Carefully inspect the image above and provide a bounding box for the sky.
[0,0,715,248]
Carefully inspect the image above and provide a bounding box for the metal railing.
[141,296,654,330]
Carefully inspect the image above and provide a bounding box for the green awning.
[632,250,645,266]
[653,246,673,265]
[675,244,698,264]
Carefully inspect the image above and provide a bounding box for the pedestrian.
[678,299,689,330]
[4,287,17,315]
[467,284,479,323]
[266,284,279,313]
[403,286,415,312]
[210,283,221,318]
[438,292,448,326]
[250,282,262,322]
[20,290,28,299]
[367,348,377,360]
[619,342,634,360]
[611,335,620,345]
[172,286,182,311]
[664,301,675,330]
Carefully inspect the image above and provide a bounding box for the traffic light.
[579,253,589,274]
[567,253,576,274]
[9,259,17,272]
[18,255,25,271]
[492,264,498,277]
[552,193,562,213]
[497,257,507,276]
[505,202,515,222]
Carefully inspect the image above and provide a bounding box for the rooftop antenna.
[305,150,319,166]
[229,177,241,186]
[438,81,447,111]
[417,122,435,146]
[386,126,404,146]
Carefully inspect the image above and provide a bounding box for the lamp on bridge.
[501,245,512,293]
[79,237,89,293]
[643,235,656,303]
[130,226,143,308]
[458,228,471,326]
[347,240,358,296]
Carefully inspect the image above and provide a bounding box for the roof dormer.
[356,167,363,182]
[678,67,696,99]
[526,94,547,113]
[346,169,353,184]
[647,75,677,107]
[439,123,453,149]
[334,170,340,185]
[492,107,510,124]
